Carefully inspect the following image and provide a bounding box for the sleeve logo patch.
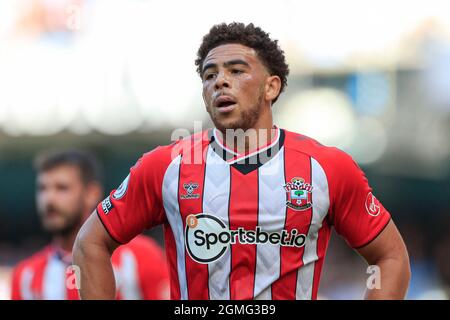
[101,197,114,214]
[365,192,381,217]
[113,174,130,200]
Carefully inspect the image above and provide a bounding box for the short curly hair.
[195,22,289,104]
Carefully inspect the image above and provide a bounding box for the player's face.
[201,44,270,132]
[36,165,86,236]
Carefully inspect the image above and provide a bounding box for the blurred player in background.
[10,150,169,300]
[74,23,410,300]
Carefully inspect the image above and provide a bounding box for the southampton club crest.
[284,177,313,211]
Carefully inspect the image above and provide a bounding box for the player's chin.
[213,113,242,131]
[214,120,241,133]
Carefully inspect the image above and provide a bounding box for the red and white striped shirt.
[11,235,169,300]
[96,128,391,300]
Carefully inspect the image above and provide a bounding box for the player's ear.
[265,75,281,103]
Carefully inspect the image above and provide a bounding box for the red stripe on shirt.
[163,223,181,300]
[228,168,258,300]
[178,154,209,299]
[271,151,312,299]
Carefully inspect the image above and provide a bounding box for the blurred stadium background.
[0,0,449,300]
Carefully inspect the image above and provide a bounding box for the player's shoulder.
[282,128,357,171]
[137,130,210,167]
[12,246,52,275]
[283,129,350,159]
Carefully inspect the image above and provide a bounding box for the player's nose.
[214,71,230,90]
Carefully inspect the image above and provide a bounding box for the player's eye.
[231,69,243,75]
[203,72,216,81]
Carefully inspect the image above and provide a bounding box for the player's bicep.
[77,211,121,254]
[328,149,391,248]
[356,219,408,265]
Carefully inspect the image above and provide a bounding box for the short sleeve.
[327,149,391,248]
[96,146,171,244]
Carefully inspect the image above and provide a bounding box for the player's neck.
[217,110,275,155]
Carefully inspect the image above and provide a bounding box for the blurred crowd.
[320,216,450,300]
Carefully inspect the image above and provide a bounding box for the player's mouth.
[214,95,237,113]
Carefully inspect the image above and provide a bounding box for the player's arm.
[73,149,169,299]
[73,211,120,299]
[324,148,410,300]
[356,219,410,300]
